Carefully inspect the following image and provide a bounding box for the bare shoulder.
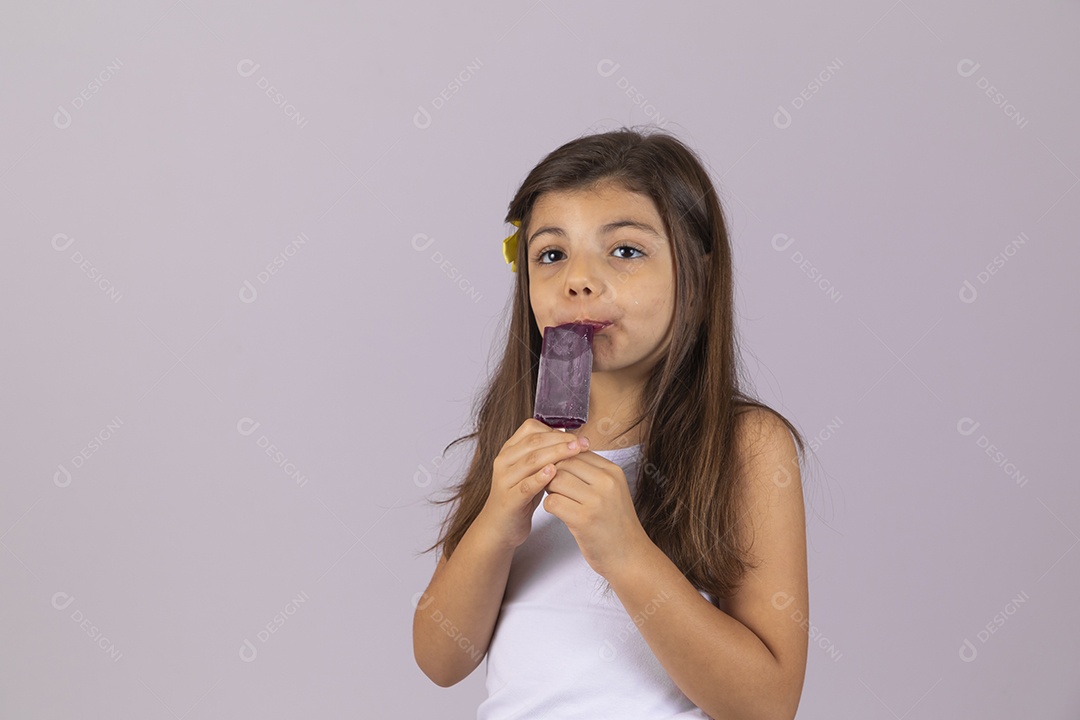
[730,408,799,487]
[728,405,804,567]
[721,406,808,700]
[432,549,450,578]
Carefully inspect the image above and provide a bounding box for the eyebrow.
[527,219,664,247]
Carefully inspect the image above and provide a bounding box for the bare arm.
[414,420,584,686]
[603,409,809,719]
[412,512,517,687]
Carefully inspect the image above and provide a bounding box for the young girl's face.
[527,180,675,376]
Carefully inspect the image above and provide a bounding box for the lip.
[569,319,613,333]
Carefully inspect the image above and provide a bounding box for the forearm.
[606,538,792,720]
[413,514,517,687]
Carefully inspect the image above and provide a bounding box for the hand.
[543,449,651,579]
[478,419,588,550]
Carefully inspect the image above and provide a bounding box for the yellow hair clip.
[502,219,522,272]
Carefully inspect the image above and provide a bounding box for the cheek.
[630,282,673,314]
[528,285,543,310]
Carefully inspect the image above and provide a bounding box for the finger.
[550,454,609,484]
[542,480,585,506]
[510,431,584,473]
[505,417,550,446]
[555,449,606,469]
[510,462,556,495]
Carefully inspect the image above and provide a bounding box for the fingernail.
[580,437,590,448]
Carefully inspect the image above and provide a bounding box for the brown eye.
[535,249,564,264]
[614,245,645,259]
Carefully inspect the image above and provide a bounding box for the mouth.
[570,319,613,333]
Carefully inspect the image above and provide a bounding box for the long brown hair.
[420,126,806,601]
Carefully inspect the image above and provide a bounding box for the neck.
[574,371,647,451]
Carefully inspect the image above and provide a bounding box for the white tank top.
[477,443,716,719]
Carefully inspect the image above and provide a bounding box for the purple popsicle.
[533,322,595,429]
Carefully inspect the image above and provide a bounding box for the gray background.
[2,1,1077,717]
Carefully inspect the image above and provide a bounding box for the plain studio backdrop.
[1,1,1077,717]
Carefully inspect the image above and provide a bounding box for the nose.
[564,251,601,298]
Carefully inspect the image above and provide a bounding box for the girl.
[413,127,809,720]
